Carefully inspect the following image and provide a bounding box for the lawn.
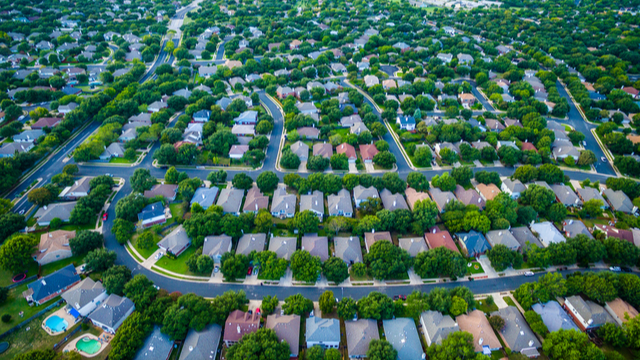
[132,232,162,259]
[475,298,499,314]
[0,284,61,335]
[109,155,137,164]
[166,203,185,226]
[155,246,198,275]
[59,215,98,231]
[349,268,372,282]
[503,296,516,307]
[466,260,484,275]
[0,263,38,288]
[40,254,84,276]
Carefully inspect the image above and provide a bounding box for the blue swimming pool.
[45,315,68,333]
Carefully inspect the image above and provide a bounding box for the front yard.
[155,246,199,275]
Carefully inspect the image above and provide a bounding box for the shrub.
[1,314,11,323]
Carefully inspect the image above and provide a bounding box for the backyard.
[0,284,61,335]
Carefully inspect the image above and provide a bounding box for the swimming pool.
[76,337,101,355]
[45,315,68,333]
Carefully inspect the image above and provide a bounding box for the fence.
[0,299,64,341]
[6,275,37,290]
[53,323,82,350]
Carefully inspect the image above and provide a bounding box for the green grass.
[155,246,198,275]
[349,268,372,282]
[40,254,84,277]
[466,261,484,275]
[475,298,499,314]
[109,156,136,164]
[0,284,61,335]
[59,215,98,231]
[503,296,516,307]
[126,243,144,263]
[0,262,38,288]
[166,203,185,226]
[132,232,162,259]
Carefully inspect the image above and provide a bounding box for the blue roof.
[27,264,80,303]
[397,115,416,125]
[532,301,579,333]
[457,230,491,256]
[193,110,211,118]
[589,91,605,101]
[191,187,220,209]
[138,202,165,222]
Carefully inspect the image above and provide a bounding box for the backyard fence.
[52,323,82,350]
[6,275,37,290]
[0,299,64,341]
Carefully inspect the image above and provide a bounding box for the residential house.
[345,319,379,358]
[551,184,582,208]
[501,179,526,199]
[510,227,544,251]
[291,141,310,162]
[138,202,167,228]
[306,317,340,349]
[382,319,423,360]
[235,111,258,125]
[328,189,353,217]
[458,93,476,108]
[382,79,397,90]
[420,311,460,346]
[457,53,474,65]
[425,227,459,253]
[530,222,565,247]
[436,53,453,63]
[485,230,520,252]
[99,143,125,160]
[34,230,75,265]
[604,189,635,214]
[144,184,178,201]
[334,237,363,265]
[429,188,457,213]
[271,186,296,218]
[340,115,362,127]
[34,202,76,226]
[269,237,296,260]
[457,230,491,257]
[313,143,332,159]
[58,177,91,200]
[13,129,44,143]
[223,310,261,346]
[359,144,378,163]
[396,115,416,131]
[491,307,541,357]
[217,188,244,215]
[158,226,191,257]
[302,234,329,262]
[203,235,232,263]
[577,187,608,209]
[231,124,255,137]
[353,185,379,208]
[594,224,635,243]
[31,117,62,130]
[0,142,34,158]
[476,183,501,202]
[605,299,639,326]
[296,102,319,116]
[336,143,357,163]
[23,264,80,305]
[88,294,135,334]
[61,278,108,318]
[380,189,408,211]
[532,301,579,332]
[178,324,222,360]
[297,127,320,140]
[300,191,324,219]
[199,66,217,78]
[191,187,220,210]
[243,185,269,213]
[277,86,295,99]
[266,314,301,357]
[454,185,485,209]
[193,110,211,123]
[563,220,593,239]
[148,101,168,113]
[564,295,615,331]
[399,237,428,257]
[364,231,392,253]
[456,310,502,353]
[236,233,266,256]
[405,188,431,211]
[363,75,379,87]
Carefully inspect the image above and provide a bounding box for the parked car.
[621,266,633,273]
[102,212,108,221]
[601,157,607,162]
[247,266,253,275]
[524,271,535,277]
[610,266,621,272]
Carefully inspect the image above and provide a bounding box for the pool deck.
[42,308,76,336]
[63,332,111,358]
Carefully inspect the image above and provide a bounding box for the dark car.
[393,295,399,301]
[621,266,633,273]
[399,295,406,301]
[247,266,253,275]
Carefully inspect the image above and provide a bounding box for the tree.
[372,151,396,169]
[513,165,539,183]
[427,331,489,360]
[524,310,549,338]
[232,173,253,190]
[449,296,468,316]
[543,329,604,360]
[520,185,556,215]
[498,146,522,166]
[330,153,349,170]
[567,234,605,265]
[112,219,135,245]
[256,171,278,192]
[323,257,349,284]
[254,251,288,280]
[289,210,320,234]
[261,295,279,316]
[581,199,604,218]
[83,248,116,272]
[108,312,152,360]
[27,188,55,206]
[517,206,538,225]
[307,345,325,360]
[364,241,413,280]
[0,213,26,244]
[220,253,250,282]
[547,203,567,223]
[475,171,502,187]
[604,237,640,266]
[226,328,290,360]
[103,265,132,295]
[431,173,456,191]
[162,293,215,339]
[281,149,301,169]
[0,235,37,273]
[578,150,597,166]
[290,250,322,283]
[414,145,433,167]
[414,247,467,279]
[489,315,505,332]
[69,230,103,255]
[357,292,394,320]
[451,167,473,186]
[283,294,313,315]
[130,169,155,193]
[598,322,627,348]
[367,339,397,360]
[407,172,429,191]
[124,274,158,309]
[337,297,357,319]
[319,290,336,315]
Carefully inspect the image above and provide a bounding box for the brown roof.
[223,310,261,342]
[425,228,459,253]
[297,127,320,138]
[456,310,501,352]
[459,93,475,101]
[336,143,356,160]
[35,230,75,262]
[594,224,633,242]
[364,231,391,251]
[31,117,62,129]
[265,314,300,356]
[243,185,269,212]
[313,143,333,158]
[359,144,379,161]
[627,134,640,145]
[606,298,638,323]
[405,188,431,211]
[521,142,537,152]
[454,185,485,209]
[144,184,178,199]
[476,183,501,201]
[622,86,639,96]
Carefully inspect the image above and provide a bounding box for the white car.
[601,157,607,162]
[610,266,621,272]
[524,271,535,277]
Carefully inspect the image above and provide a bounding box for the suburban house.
[456,310,501,356]
[0,142,34,158]
[217,188,244,215]
[425,227,459,253]
[491,307,541,357]
[334,237,363,265]
[271,186,296,218]
[158,226,191,257]
[34,230,75,265]
[88,294,135,334]
[192,110,211,123]
[223,310,261,346]
[297,127,320,140]
[345,319,379,358]
[291,141,309,162]
[532,301,579,332]
[336,143,357,162]
[605,298,639,326]
[31,117,62,129]
[454,185,485,209]
[295,102,319,116]
[594,224,636,243]
[396,115,416,131]
[501,179,526,199]
[510,227,544,250]
[178,324,221,360]
[363,75,379,87]
[13,129,44,143]
[23,264,81,305]
[236,233,267,256]
[59,177,91,200]
[551,184,582,208]
[564,295,615,331]
[405,188,431,211]
[364,231,392,253]
[266,314,300,357]
[359,144,378,163]
[243,185,269,213]
[458,93,476,108]
[269,237,297,260]
[306,317,340,349]
[429,188,457,213]
[353,185,379,208]
[34,202,77,226]
[277,86,295,99]
[457,230,491,257]
[328,189,353,217]
[530,221,566,247]
[399,237,428,257]
[485,230,520,252]
[302,234,329,262]
[61,278,108,318]
[191,187,220,210]
[380,189,409,211]
[300,191,325,219]
[382,318,423,360]
[603,189,635,214]
[99,143,126,160]
[313,143,333,159]
[235,110,258,125]
[420,311,460,346]
[144,184,178,201]
[230,144,250,160]
[203,235,232,263]
[148,100,168,113]
[476,183,501,202]
[563,220,593,239]
[138,202,167,228]
[577,187,608,209]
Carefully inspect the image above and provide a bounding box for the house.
[301,234,328,262]
[605,298,639,326]
[340,115,363,127]
[0,141,34,158]
[178,324,221,360]
[336,143,357,163]
[231,124,255,137]
[61,278,108,318]
[277,86,295,99]
[191,187,220,209]
[551,184,582,207]
[328,189,353,217]
[363,75,379,87]
[425,227,459,253]
[564,295,615,331]
[58,177,91,200]
[396,115,416,131]
[271,186,296,218]
[23,264,80,305]
[436,53,453,63]
[382,79,397,90]
[58,102,78,115]
[457,230,491,257]
[296,102,319,115]
[88,294,135,334]
[454,185,485,209]
[420,311,460,346]
[456,310,502,353]
[193,110,211,123]
[144,184,178,201]
[236,233,266,256]
[289,39,302,50]
[34,202,77,226]
[458,93,476,108]
[99,143,125,160]
[235,111,258,125]
[119,128,137,142]
[306,317,340,349]
[476,183,501,202]
[353,185,379,208]
[345,319,379,358]
[138,202,167,228]
[485,230,520,252]
[380,189,408,211]
[203,235,232,263]
[217,188,244,215]
[405,188,431,211]
[313,143,333,159]
[457,53,474,65]
[34,230,75,265]
[300,191,324,219]
[13,129,44,143]
[265,314,300,357]
[297,127,320,140]
[501,179,526,199]
[364,231,392,253]
[399,237,428,257]
[622,86,639,99]
[290,141,310,162]
[552,141,581,160]
[429,188,457,213]
[491,307,541,357]
[603,189,635,214]
[334,236,363,265]
[148,101,168,113]
[530,222,565,247]
[359,144,378,163]
[392,42,411,53]
[158,226,191,257]
[532,301,579,333]
[577,187,608,209]
[224,310,261,346]
[382,318,422,360]
[31,117,62,130]
[563,220,593,239]
[510,227,544,250]
[269,237,296,260]
[243,185,269,213]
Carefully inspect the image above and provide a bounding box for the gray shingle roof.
[380,189,409,211]
[486,230,520,251]
[346,319,379,358]
[135,326,174,360]
[271,186,296,215]
[382,318,423,360]
[35,201,77,224]
[179,324,222,360]
[530,222,565,247]
[399,237,428,257]
[502,179,526,193]
[13,129,44,142]
[334,237,363,264]
[491,307,541,353]
[577,187,606,205]
[306,316,340,344]
[61,278,105,310]
[158,227,191,255]
[563,220,593,239]
[353,185,379,203]
[531,301,579,333]
[266,314,300,356]
[236,233,266,256]
[328,189,353,216]
[565,295,615,327]
[191,187,220,209]
[550,184,582,207]
[203,235,232,259]
[509,227,543,250]
[269,237,296,260]
[420,311,459,346]
[300,190,324,216]
[604,189,634,213]
[301,234,328,262]
[429,188,457,212]
[88,294,135,328]
[216,188,244,214]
